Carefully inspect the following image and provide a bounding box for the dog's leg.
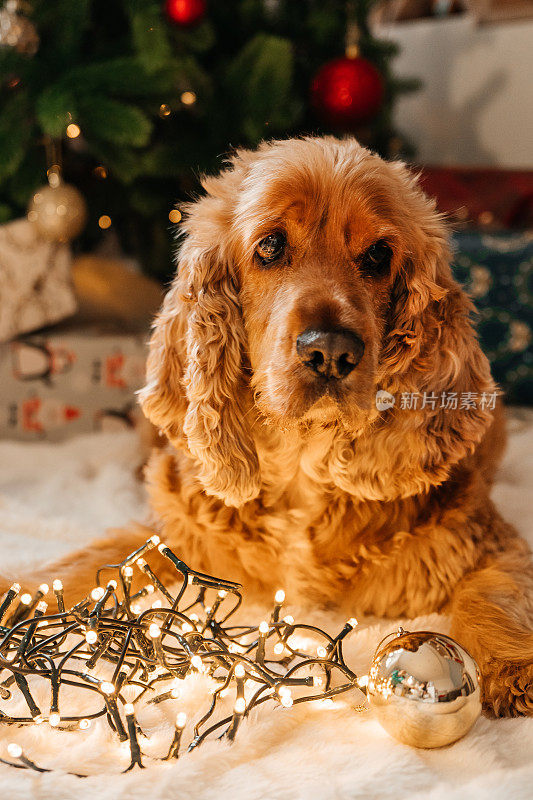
[449,538,533,717]
[1,523,174,609]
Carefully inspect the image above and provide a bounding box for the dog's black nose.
[296,328,365,379]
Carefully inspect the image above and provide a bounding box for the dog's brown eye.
[361,240,392,277]
[256,232,286,266]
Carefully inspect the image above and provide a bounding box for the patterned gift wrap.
[0,329,148,440]
[451,231,533,405]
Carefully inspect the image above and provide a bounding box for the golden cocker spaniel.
[16,136,533,717]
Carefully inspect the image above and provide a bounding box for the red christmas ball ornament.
[165,0,206,27]
[310,55,385,129]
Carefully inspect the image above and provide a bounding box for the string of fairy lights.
[0,536,366,776]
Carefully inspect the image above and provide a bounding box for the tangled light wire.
[0,536,365,776]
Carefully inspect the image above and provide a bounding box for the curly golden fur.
[13,136,533,717]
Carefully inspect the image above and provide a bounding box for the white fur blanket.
[0,412,532,799]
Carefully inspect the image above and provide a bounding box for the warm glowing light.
[181,622,194,634]
[169,209,181,223]
[152,600,162,609]
[317,646,328,658]
[313,676,323,687]
[85,630,98,645]
[124,703,135,716]
[234,697,246,714]
[136,558,147,568]
[52,579,63,592]
[91,587,105,601]
[357,674,369,688]
[20,593,32,605]
[234,663,245,679]
[48,712,60,727]
[347,618,358,629]
[275,590,285,604]
[180,91,196,105]
[93,165,107,180]
[158,543,167,554]
[149,623,161,639]
[218,590,227,599]
[283,615,294,625]
[130,603,141,615]
[98,215,112,230]
[7,743,22,758]
[79,718,90,730]
[191,655,203,671]
[159,103,171,117]
[273,643,284,655]
[176,712,187,729]
[10,583,21,594]
[170,687,180,699]
[66,123,81,138]
[150,535,161,546]
[259,621,269,635]
[39,584,49,595]
[100,681,115,695]
[280,694,293,708]
[36,601,47,613]
[108,580,117,590]
[34,714,44,724]
[123,566,133,578]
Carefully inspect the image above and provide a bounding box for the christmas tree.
[0,0,418,281]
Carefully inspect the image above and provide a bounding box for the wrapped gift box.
[0,327,149,440]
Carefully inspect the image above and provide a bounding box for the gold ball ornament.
[0,0,39,55]
[28,182,87,242]
[367,629,482,748]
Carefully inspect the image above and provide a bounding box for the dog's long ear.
[139,173,261,508]
[381,164,496,477]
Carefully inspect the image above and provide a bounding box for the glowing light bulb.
[191,655,203,671]
[283,615,294,625]
[181,622,194,634]
[38,583,49,595]
[273,643,284,655]
[150,535,161,546]
[130,603,141,615]
[176,712,187,729]
[278,685,291,697]
[275,589,285,604]
[181,91,196,105]
[123,703,134,716]
[48,712,60,727]
[170,687,180,699]
[20,593,32,605]
[98,215,112,230]
[107,580,117,591]
[123,566,133,578]
[151,600,162,609]
[259,621,269,635]
[136,558,147,569]
[169,209,181,223]
[36,600,47,613]
[234,697,246,714]
[280,694,293,708]
[7,743,22,758]
[52,579,63,592]
[234,663,245,679]
[313,676,323,687]
[218,590,227,599]
[149,623,161,639]
[100,681,115,695]
[33,714,44,724]
[190,613,199,623]
[357,674,369,688]
[158,543,166,554]
[347,618,358,629]
[85,630,98,645]
[79,718,90,730]
[317,646,328,658]
[145,584,155,594]
[91,587,105,601]
[66,123,81,138]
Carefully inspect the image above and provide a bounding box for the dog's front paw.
[482,660,533,717]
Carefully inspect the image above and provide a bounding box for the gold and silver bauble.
[27,180,87,243]
[0,0,39,55]
[367,628,482,748]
